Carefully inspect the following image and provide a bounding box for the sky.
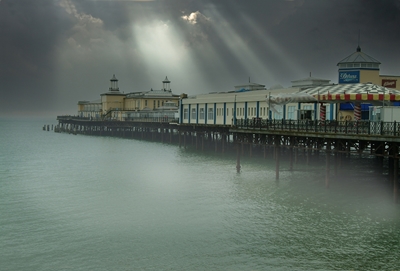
[1,0,400,116]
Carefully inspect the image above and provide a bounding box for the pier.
[53,116,400,203]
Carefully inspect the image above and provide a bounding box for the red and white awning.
[301,83,400,102]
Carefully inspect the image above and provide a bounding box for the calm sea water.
[1,117,399,271]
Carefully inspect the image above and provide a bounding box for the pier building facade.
[334,46,400,120]
[78,75,180,121]
[180,46,400,125]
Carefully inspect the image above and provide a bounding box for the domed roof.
[337,46,381,65]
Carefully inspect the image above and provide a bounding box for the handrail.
[234,119,399,137]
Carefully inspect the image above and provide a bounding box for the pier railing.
[235,119,400,136]
[57,115,178,123]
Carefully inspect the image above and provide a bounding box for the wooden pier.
[53,116,400,203]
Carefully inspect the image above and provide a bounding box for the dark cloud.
[1,0,399,116]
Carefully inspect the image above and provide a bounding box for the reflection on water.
[0,118,399,270]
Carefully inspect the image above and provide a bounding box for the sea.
[1,117,399,271]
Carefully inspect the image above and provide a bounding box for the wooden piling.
[289,139,294,171]
[236,144,241,173]
[275,138,280,180]
[394,157,398,204]
[326,141,331,188]
[201,134,204,151]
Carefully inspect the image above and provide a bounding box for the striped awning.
[301,83,400,102]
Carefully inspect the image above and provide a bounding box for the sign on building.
[339,71,360,84]
[382,79,397,88]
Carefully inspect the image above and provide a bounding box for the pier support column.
[236,144,241,173]
[394,156,399,204]
[326,140,331,188]
[222,134,225,154]
[275,136,280,181]
[334,141,339,177]
[289,138,294,171]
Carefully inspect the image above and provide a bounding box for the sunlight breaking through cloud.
[205,6,275,84]
[240,13,304,78]
[134,22,186,70]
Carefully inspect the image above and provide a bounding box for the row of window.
[183,108,212,120]
[83,104,101,111]
[183,106,270,120]
[339,63,379,68]
[183,105,331,121]
[147,100,168,107]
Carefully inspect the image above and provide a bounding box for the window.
[183,109,188,119]
[199,108,205,120]
[287,106,295,120]
[191,108,197,120]
[145,100,148,106]
[274,107,283,119]
[153,100,156,108]
[208,108,214,120]
[226,108,229,116]
[326,105,331,120]
[157,101,160,107]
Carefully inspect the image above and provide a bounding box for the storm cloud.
[1,0,399,116]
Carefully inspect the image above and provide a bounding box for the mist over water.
[1,118,399,270]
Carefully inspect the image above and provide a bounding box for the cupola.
[109,74,119,92]
[162,76,171,92]
[337,46,381,70]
